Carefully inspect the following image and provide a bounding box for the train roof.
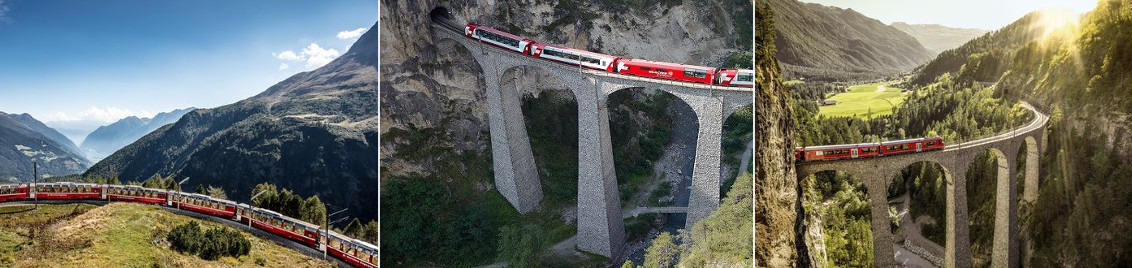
[802,142,880,150]
[467,23,529,41]
[253,207,319,229]
[536,43,617,58]
[879,137,942,145]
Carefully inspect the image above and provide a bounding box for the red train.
[465,22,754,88]
[0,183,377,268]
[795,137,945,162]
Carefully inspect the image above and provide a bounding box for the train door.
[851,148,859,158]
[916,142,923,152]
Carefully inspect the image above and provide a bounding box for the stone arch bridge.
[799,102,1049,267]
[428,16,752,257]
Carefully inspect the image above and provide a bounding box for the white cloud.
[301,43,340,68]
[336,27,368,39]
[272,50,303,61]
[279,63,290,70]
[40,106,155,123]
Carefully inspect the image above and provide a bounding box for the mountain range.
[84,21,379,222]
[766,0,933,81]
[890,22,988,55]
[80,108,195,161]
[0,112,90,182]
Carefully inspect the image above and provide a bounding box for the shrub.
[167,221,251,260]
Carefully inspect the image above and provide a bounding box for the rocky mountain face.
[80,108,195,161]
[891,22,988,55]
[85,21,379,222]
[755,1,802,266]
[0,112,90,182]
[767,0,933,81]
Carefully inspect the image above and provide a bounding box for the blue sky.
[801,0,1097,30]
[0,0,377,140]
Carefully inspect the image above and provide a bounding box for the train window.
[684,68,707,78]
[581,56,601,65]
[736,74,753,82]
[641,67,652,71]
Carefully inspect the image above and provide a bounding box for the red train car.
[716,69,754,87]
[465,23,533,55]
[796,137,946,163]
[530,43,619,72]
[796,143,881,162]
[105,185,167,204]
[879,137,945,156]
[247,208,320,247]
[32,182,101,200]
[326,231,378,268]
[171,192,237,218]
[0,184,27,202]
[616,59,717,84]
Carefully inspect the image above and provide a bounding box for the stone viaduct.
[428,18,752,257]
[799,102,1049,267]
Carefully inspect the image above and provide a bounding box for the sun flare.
[1032,8,1083,41]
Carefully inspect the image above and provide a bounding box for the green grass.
[0,203,332,267]
[818,82,908,119]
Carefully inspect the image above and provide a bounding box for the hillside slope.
[84,21,379,222]
[891,22,988,55]
[907,10,1077,86]
[0,112,90,181]
[767,0,933,81]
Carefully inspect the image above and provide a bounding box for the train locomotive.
[465,23,754,88]
[0,183,378,268]
[795,137,945,162]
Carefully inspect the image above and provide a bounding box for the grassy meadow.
[818,82,908,119]
[0,203,332,267]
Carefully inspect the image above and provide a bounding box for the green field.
[818,82,907,119]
